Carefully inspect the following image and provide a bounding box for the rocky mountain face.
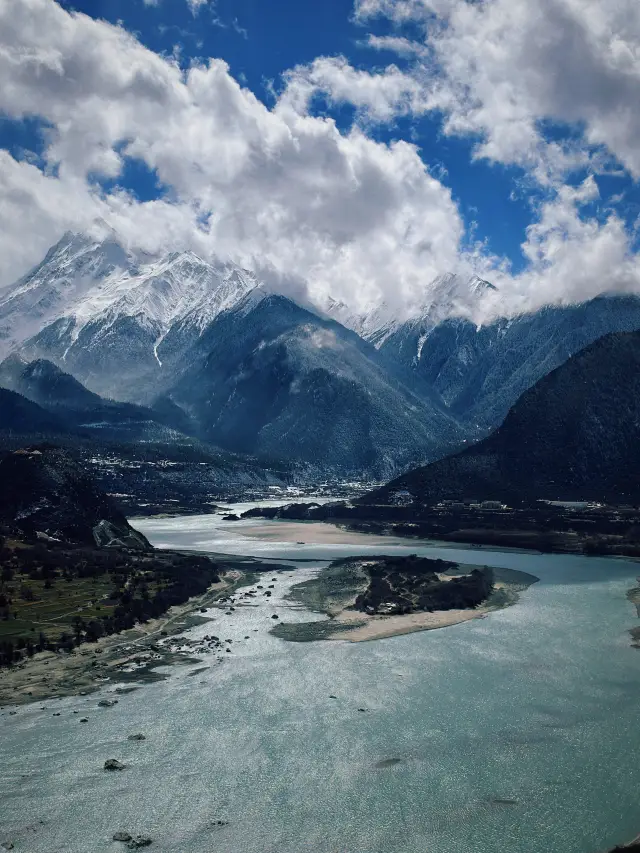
[3,232,256,402]
[0,354,194,444]
[362,331,640,505]
[158,291,467,478]
[379,294,640,431]
[7,233,640,481]
[0,446,149,547]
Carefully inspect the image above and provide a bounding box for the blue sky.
[1,0,640,318]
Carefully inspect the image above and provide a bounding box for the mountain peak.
[324,272,498,348]
[0,235,259,364]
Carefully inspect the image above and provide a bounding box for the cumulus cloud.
[475,177,640,319]
[280,56,432,121]
[0,0,466,317]
[2,0,640,324]
[356,0,640,182]
[291,0,640,316]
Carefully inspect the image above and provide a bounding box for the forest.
[352,555,494,616]
[0,535,220,667]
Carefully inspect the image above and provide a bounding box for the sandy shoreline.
[0,577,234,707]
[228,520,406,546]
[329,604,491,642]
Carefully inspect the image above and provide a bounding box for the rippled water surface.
[1,508,639,853]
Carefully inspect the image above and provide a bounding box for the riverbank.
[0,576,235,706]
[0,550,296,706]
[3,512,640,853]
[329,605,490,641]
[240,501,640,558]
[626,581,640,648]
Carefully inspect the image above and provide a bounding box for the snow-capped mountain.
[0,232,256,355]
[323,273,497,350]
[1,232,258,401]
[158,290,467,477]
[323,296,400,347]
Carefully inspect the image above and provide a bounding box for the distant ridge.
[361,331,640,505]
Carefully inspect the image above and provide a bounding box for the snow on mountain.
[0,232,257,360]
[323,273,497,350]
[323,296,400,347]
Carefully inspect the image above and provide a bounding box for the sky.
[1,0,640,321]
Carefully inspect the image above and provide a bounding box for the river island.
[272,553,538,642]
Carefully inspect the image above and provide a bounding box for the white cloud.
[474,177,640,319]
[354,0,441,23]
[280,56,432,121]
[284,0,640,317]
[356,0,640,182]
[3,0,640,325]
[186,0,211,15]
[142,0,211,11]
[0,0,466,318]
[364,35,429,58]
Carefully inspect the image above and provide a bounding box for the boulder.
[113,833,132,843]
[104,759,126,771]
[98,699,117,708]
[127,733,146,741]
[127,837,152,849]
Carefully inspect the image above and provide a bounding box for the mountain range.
[3,231,640,483]
[363,331,640,505]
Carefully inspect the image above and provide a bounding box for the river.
[1,506,639,853]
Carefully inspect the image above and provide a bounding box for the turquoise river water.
[1,504,639,853]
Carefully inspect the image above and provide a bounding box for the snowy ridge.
[324,273,497,349]
[322,297,400,347]
[0,232,258,358]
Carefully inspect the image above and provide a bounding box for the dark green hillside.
[363,331,640,505]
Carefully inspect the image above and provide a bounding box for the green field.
[0,572,116,641]
[0,537,222,665]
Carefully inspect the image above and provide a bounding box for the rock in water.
[127,837,152,849]
[127,733,146,741]
[113,833,132,843]
[104,759,126,771]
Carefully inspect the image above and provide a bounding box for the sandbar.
[329,605,491,642]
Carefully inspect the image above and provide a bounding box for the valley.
[4,2,640,850]
[1,233,640,853]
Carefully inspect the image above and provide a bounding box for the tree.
[20,584,35,601]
